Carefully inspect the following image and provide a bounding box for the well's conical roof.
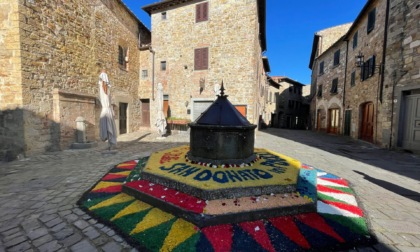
[194,83,252,126]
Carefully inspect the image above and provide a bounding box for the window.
[194,47,208,70]
[289,87,292,92]
[319,61,324,75]
[161,61,166,71]
[141,70,148,79]
[196,2,208,23]
[330,78,338,94]
[162,12,167,20]
[352,31,358,49]
[317,85,323,97]
[361,55,376,81]
[118,45,128,70]
[367,8,376,34]
[350,71,356,86]
[333,50,340,66]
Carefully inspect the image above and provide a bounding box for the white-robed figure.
[155,83,167,137]
[98,69,117,149]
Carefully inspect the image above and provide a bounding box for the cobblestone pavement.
[0,128,419,252]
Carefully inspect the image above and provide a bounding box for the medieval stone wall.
[0,0,25,160]
[315,40,348,132]
[344,0,387,144]
[384,0,420,149]
[316,23,352,55]
[0,0,150,159]
[309,23,352,131]
[149,0,262,125]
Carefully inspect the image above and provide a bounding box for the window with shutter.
[351,71,356,86]
[368,55,376,77]
[196,2,208,23]
[118,45,128,70]
[333,50,340,66]
[330,78,338,94]
[317,85,323,98]
[361,55,376,81]
[319,61,324,75]
[367,8,376,34]
[118,46,124,66]
[353,31,358,49]
[194,48,208,70]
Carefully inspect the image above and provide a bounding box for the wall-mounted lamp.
[355,51,364,67]
[355,51,382,76]
[185,101,189,107]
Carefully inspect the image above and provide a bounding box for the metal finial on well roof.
[219,81,225,97]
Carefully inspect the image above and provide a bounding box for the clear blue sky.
[122,0,368,85]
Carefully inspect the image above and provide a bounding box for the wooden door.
[119,102,128,134]
[360,102,374,142]
[402,94,420,151]
[141,99,150,127]
[328,108,339,134]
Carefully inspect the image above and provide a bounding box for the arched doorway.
[360,102,374,142]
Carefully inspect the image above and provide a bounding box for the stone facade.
[142,0,267,127]
[0,0,150,160]
[266,77,279,127]
[309,0,420,152]
[384,0,420,151]
[343,0,388,143]
[309,23,352,133]
[272,77,308,129]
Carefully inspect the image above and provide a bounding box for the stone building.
[309,0,420,153]
[0,0,150,160]
[308,23,352,133]
[383,0,420,152]
[141,0,268,128]
[272,76,308,129]
[266,76,280,128]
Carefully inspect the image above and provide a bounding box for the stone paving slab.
[0,129,419,251]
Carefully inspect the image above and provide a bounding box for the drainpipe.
[379,0,390,146]
[343,40,349,134]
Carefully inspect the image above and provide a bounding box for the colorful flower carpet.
[78,152,376,251]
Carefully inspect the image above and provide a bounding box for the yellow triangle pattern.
[130,208,174,235]
[110,171,131,176]
[160,219,197,252]
[89,194,134,210]
[91,181,121,191]
[117,163,135,168]
[111,201,153,221]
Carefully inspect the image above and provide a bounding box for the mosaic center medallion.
[139,145,301,200]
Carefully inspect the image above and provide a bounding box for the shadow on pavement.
[261,128,420,182]
[354,170,420,203]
